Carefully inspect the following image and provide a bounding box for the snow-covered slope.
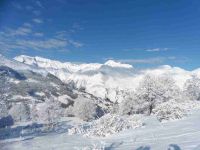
[2,110,200,150]
[0,55,115,127]
[14,55,200,103]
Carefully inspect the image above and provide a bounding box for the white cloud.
[69,40,83,48]
[25,5,34,11]
[55,31,69,39]
[146,48,169,52]
[15,28,32,36]
[34,32,44,37]
[122,48,170,52]
[33,18,43,24]
[55,31,83,48]
[36,1,44,8]
[5,27,32,36]
[119,57,176,64]
[23,23,32,28]
[0,36,68,52]
[16,39,68,50]
[72,23,84,30]
[33,10,41,16]
[0,24,83,53]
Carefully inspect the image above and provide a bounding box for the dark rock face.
[0,66,26,80]
[0,115,14,128]
[0,65,76,103]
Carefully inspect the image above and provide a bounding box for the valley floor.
[1,110,200,150]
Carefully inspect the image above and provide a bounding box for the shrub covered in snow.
[68,113,143,137]
[73,98,98,121]
[181,100,200,111]
[153,101,187,121]
[184,75,200,101]
[9,102,30,122]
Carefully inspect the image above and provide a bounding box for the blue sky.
[0,0,200,70]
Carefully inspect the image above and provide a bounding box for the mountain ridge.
[13,55,200,103]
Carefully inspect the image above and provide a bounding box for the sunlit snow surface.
[1,110,200,150]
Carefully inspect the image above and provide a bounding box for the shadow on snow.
[0,120,72,141]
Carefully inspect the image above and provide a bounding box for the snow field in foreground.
[1,110,200,150]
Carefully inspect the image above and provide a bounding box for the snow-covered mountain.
[14,55,200,103]
[14,55,133,72]
[0,55,114,124]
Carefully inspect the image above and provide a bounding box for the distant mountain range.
[13,55,200,103]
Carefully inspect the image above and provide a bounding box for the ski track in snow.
[1,110,200,150]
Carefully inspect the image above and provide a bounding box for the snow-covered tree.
[136,74,160,115]
[73,98,97,121]
[0,91,8,119]
[0,102,8,118]
[0,72,9,118]
[9,102,30,122]
[45,97,61,124]
[184,75,200,101]
[64,105,74,117]
[31,97,61,127]
[30,101,38,122]
[132,74,181,115]
[119,91,145,115]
